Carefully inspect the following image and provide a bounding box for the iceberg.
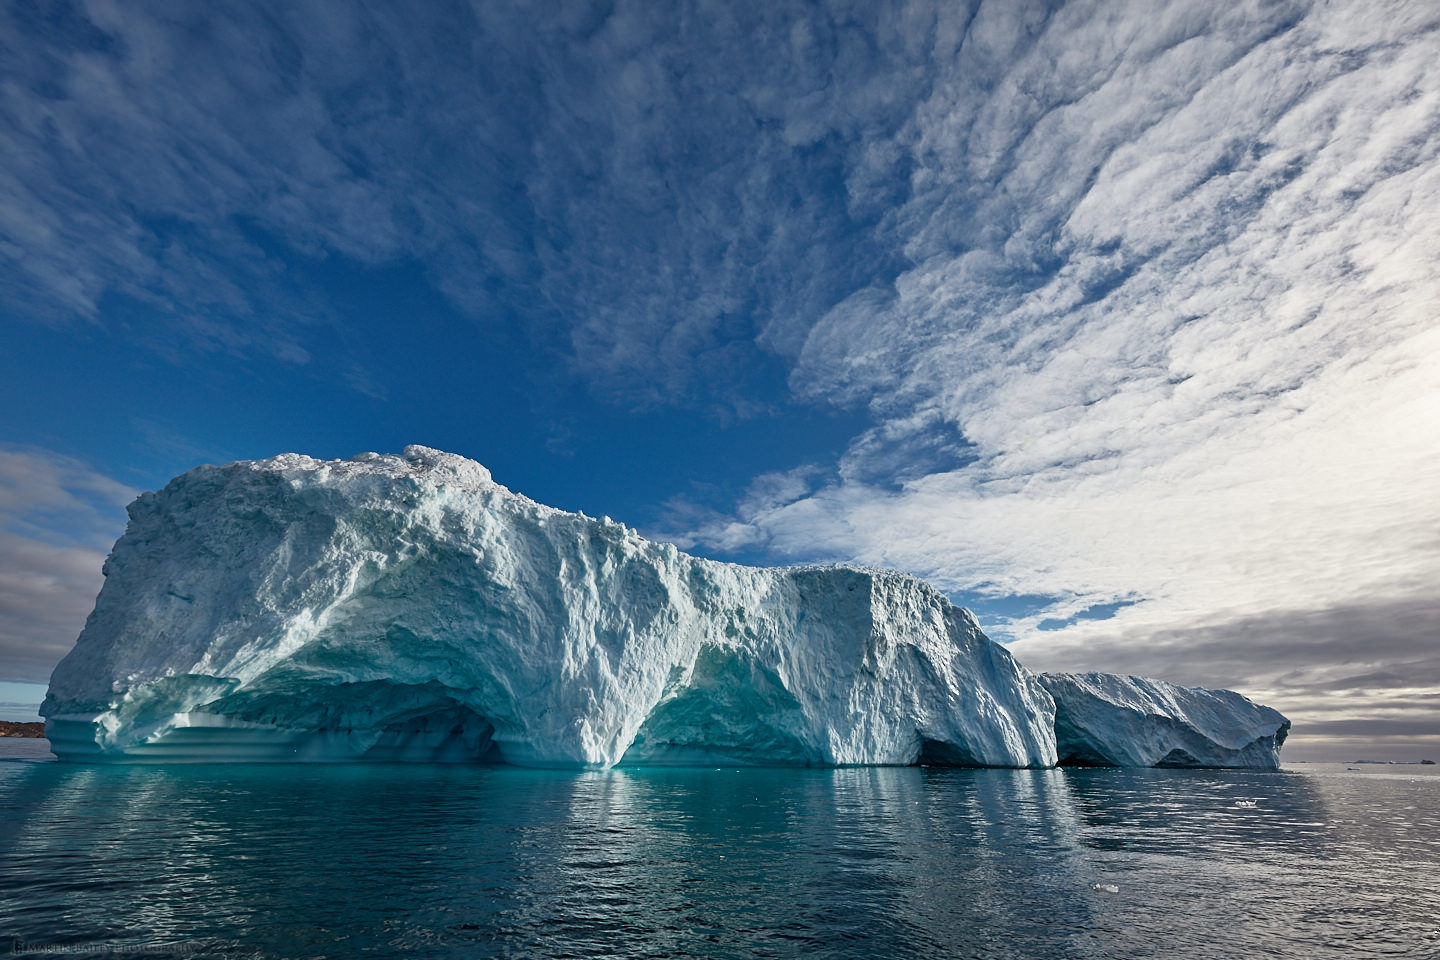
[1040,672,1290,768]
[41,446,1055,767]
[41,446,1288,769]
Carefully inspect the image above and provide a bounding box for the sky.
[1,0,1436,761]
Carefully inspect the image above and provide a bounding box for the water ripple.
[0,760,1435,958]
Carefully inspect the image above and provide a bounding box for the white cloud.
[675,1,1440,751]
[0,0,939,410]
[0,447,135,683]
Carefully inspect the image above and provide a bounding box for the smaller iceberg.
[1040,672,1290,769]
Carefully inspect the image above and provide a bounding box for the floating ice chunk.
[1041,672,1290,770]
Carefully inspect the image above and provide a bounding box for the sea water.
[1,741,1436,959]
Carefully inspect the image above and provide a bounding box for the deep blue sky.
[2,0,1438,759]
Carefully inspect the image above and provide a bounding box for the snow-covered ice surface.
[1040,672,1290,768]
[43,446,1060,767]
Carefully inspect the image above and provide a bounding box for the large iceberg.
[41,446,1288,769]
[1040,673,1290,768]
[42,446,1055,767]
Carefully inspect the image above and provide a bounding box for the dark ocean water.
[1,741,1436,959]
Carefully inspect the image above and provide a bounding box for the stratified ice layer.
[42,446,1058,767]
[1039,672,1290,768]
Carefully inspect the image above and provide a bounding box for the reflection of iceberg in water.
[3,760,1438,957]
[838,768,1108,955]
[535,766,1113,956]
[1060,767,1337,860]
[0,759,1139,957]
[492,769,709,953]
[1,764,254,954]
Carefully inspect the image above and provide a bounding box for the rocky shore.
[0,721,45,738]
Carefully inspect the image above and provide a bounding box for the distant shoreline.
[0,720,45,738]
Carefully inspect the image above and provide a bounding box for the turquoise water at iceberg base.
[2,741,1437,960]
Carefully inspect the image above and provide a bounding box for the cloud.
[668,1,1440,754]
[0,0,941,411]
[0,447,135,683]
[6,0,1433,424]
[651,463,829,552]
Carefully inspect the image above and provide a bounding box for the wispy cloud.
[669,1,1440,754]
[653,463,829,553]
[0,0,931,411]
[0,447,135,683]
